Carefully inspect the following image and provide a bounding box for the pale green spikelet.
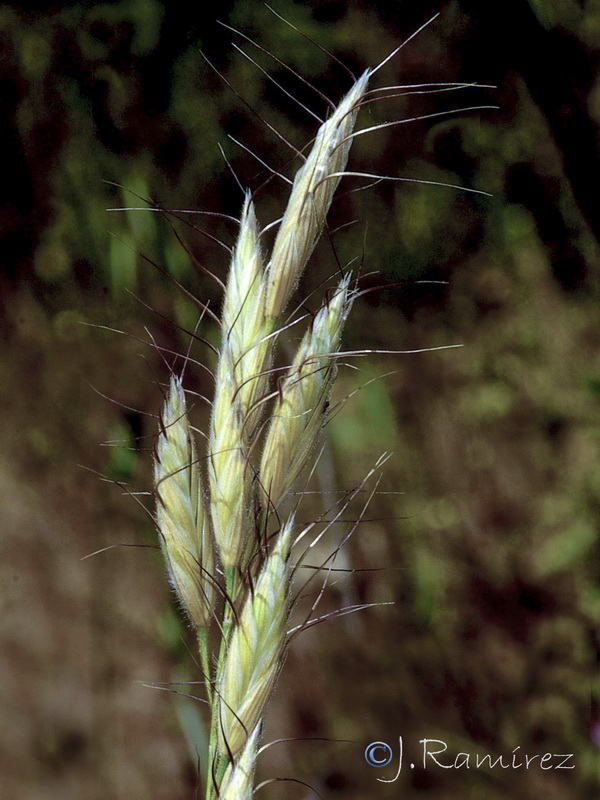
[216,519,293,757]
[208,196,266,569]
[218,192,269,424]
[264,71,369,319]
[154,375,215,628]
[260,274,353,509]
[218,723,261,800]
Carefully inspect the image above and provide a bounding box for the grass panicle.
[150,62,384,800]
[145,19,482,797]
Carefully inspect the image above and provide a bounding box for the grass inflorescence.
[142,13,491,799]
[155,63,367,794]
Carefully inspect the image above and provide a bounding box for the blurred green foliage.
[2,1,600,799]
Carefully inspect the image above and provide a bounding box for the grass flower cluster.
[153,64,368,798]
[148,15,489,798]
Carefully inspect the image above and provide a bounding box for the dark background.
[1,1,599,798]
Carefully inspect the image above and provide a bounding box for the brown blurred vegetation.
[1,1,599,799]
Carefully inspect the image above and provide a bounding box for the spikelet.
[218,723,261,800]
[217,193,269,423]
[260,274,353,509]
[216,519,293,757]
[154,375,215,628]
[264,70,369,319]
[208,196,266,569]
